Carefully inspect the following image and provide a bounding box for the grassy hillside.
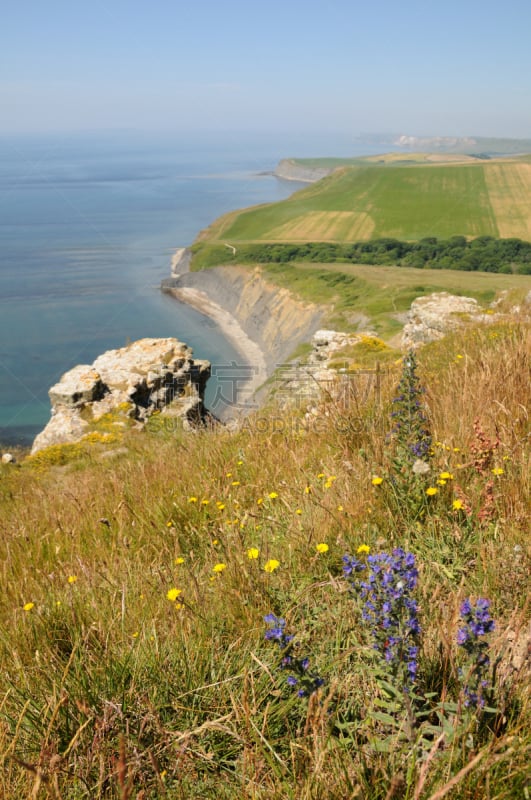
[0,324,529,798]
[202,159,531,244]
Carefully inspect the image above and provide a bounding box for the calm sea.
[0,131,390,446]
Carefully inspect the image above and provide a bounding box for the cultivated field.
[203,158,531,244]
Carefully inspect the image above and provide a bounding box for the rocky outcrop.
[31,338,210,453]
[163,266,324,373]
[401,293,483,349]
[273,159,335,183]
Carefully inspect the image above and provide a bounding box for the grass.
[248,261,531,338]
[0,322,529,798]
[199,159,531,244]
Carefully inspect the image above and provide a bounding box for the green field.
[203,158,531,244]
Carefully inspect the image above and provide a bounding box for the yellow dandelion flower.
[440,472,454,480]
[237,460,243,465]
[188,496,198,503]
[231,481,240,487]
[456,354,463,359]
[212,539,219,545]
[491,467,504,476]
[317,472,325,479]
[452,499,464,510]
[23,602,35,612]
[295,508,302,515]
[175,557,185,565]
[226,472,232,477]
[257,497,264,505]
[357,544,370,555]
[304,486,312,494]
[426,487,438,496]
[264,559,280,573]
[212,563,227,573]
[67,575,78,584]
[201,499,210,505]
[132,631,139,639]
[268,491,278,499]
[166,588,182,602]
[316,543,329,554]
[437,479,447,486]
[247,547,259,560]
[328,475,337,482]
[371,476,383,486]
[216,502,226,510]
[166,520,174,527]
[453,447,460,453]
[337,504,344,511]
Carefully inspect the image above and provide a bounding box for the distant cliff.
[273,158,336,183]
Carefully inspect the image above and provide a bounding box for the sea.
[0,130,392,447]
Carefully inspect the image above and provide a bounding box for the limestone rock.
[401,292,481,349]
[1,453,16,464]
[32,338,210,454]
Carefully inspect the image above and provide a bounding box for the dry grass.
[485,162,531,239]
[264,211,375,242]
[0,322,529,798]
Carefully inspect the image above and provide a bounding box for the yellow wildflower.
[132,632,139,639]
[357,544,370,555]
[23,602,35,612]
[439,472,454,480]
[426,487,438,496]
[212,563,227,573]
[317,472,325,479]
[264,559,280,573]
[452,499,464,510]
[201,499,210,505]
[337,505,344,512]
[257,497,264,505]
[304,486,312,494]
[175,557,185,565]
[188,496,198,504]
[166,520,174,527]
[216,502,225,510]
[166,588,182,602]
[491,467,504,476]
[231,481,240,487]
[268,491,278,499]
[295,508,302,515]
[437,479,447,486]
[247,547,259,560]
[67,575,78,584]
[316,543,329,554]
[371,476,383,486]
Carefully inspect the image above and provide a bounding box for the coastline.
[165,283,268,420]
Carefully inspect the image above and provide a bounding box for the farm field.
[203,158,531,244]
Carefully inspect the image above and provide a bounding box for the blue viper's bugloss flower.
[345,548,421,691]
[264,614,324,697]
[457,598,495,709]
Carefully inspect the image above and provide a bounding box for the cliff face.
[163,266,323,373]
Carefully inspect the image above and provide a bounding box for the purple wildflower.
[457,598,495,709]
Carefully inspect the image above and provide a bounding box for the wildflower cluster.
[344,549,421,690]
[264,614,324,698]
[457,598,495,709]
[389,352,432,466]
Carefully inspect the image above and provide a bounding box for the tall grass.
[0,323,529,798]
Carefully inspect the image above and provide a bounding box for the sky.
[1,0,531,139]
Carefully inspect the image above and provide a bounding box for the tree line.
[199,236,531,273]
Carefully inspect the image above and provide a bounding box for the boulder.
[31,338,210,454]
[401,293,481,349]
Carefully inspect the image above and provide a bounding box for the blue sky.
[2,0,530,138]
